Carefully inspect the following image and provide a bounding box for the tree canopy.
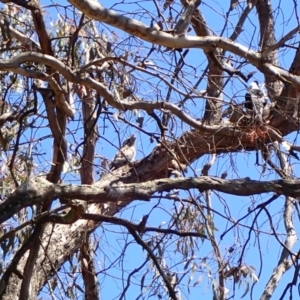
[0,0,300,299]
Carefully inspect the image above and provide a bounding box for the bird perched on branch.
[244,81,268,121]
[110,135,136,170]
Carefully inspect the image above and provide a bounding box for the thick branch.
[67,0,260,59]
[191,3,223,124]
[261,26,300,57]
[229,4,256,42]
[3,49,300,92]
[2,176,300,224]
[0,52,297,142]
[256,0,282,98]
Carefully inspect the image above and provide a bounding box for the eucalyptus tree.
[0,0,299,299]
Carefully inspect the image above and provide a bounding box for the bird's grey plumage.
[244,81,268,121]
[110,135,136,170]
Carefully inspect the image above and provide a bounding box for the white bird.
[110,135,136,170]
[244,81,268,121]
